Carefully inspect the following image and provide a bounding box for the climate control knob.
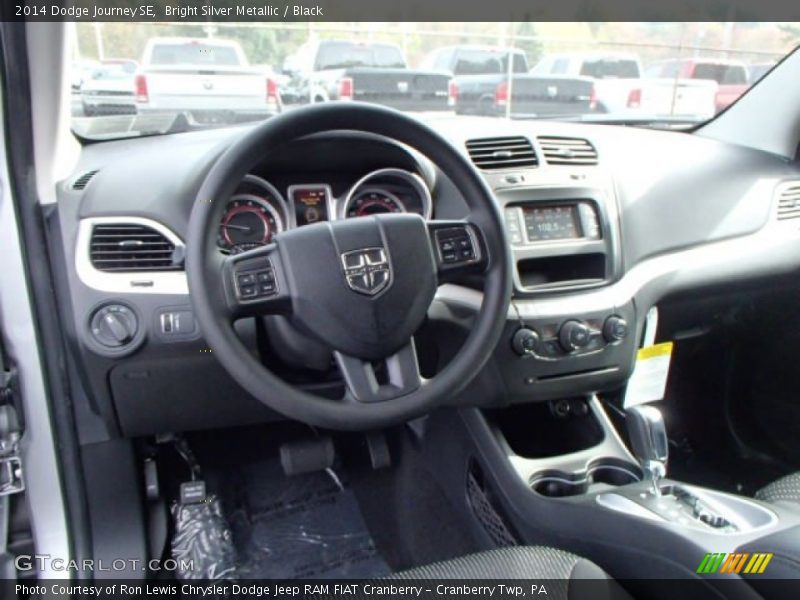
[603,315,628,343]
[558,320,591,352]
[512,328,541,356]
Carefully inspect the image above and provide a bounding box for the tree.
[515,22,543,66]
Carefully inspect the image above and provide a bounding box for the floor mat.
[219,458,390,579]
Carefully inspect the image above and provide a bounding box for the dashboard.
[49,116,800,439]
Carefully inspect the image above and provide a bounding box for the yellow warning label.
[637,342,674,361]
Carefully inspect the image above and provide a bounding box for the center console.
[463,398,800,597]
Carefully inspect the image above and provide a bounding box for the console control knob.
[603,315,628,343]
[90,304,138,348]
[558,320,591,352]
[512,328,540,356]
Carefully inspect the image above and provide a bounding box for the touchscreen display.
[523,205,581,241]
[291,186,330,227]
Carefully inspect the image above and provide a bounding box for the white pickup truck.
[134,37,280,122]
[532,52,717,119]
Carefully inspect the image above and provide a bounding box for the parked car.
[283,39,453,111]
[645,58,750,112]
[70,59,99,116]
[420,45,595,117]
[80,60,138,116]
[534,51,718,118]
[532,52,643,113]
[134,37,281,122]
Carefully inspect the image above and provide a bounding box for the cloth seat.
[389,546,630,600]
[755,472,800,505]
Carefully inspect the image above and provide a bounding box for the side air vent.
[89,223,182,272]
[537,136,598,166]
[72,170,99,191]
[465,136,538,170]
[777,184,800,221]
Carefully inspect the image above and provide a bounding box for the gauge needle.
[220,223,252,232]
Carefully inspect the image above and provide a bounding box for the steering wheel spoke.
[221,244,291,318]
[427,220,489,283]
[335,341,424,403]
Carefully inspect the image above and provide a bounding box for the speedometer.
[218,194,284,253]
[346,189,406,218]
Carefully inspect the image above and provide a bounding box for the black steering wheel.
[187,103,511,431]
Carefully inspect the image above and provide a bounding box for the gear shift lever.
[626,405,668,496]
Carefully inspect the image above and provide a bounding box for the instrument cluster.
[218,168,433,254]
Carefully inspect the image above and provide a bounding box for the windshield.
[70,22,798,140]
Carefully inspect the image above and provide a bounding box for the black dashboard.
[49,115,800,439]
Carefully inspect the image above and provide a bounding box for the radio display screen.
[523,205,582,241]
[291,186,330,227]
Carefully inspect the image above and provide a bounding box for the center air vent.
[89,223,182,272]
[537,137,598,166]
[777,184,800,221]
[466,137,538,170]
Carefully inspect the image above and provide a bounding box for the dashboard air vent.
[777,184,800,221]
[465,137,538,170]
[89,223,182,272]
[72,170,99,191]
[537,137,598,166]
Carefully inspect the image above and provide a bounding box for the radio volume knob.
[603,316,628,343]
[512,328,540,356]
[559,320,591,352]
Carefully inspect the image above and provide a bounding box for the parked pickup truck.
[283,40,453,111]
[420,46,595,117]
[533,51,718,119]
[134,37,281,122]
[645,58,750,113]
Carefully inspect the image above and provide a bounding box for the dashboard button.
[559,320,592,352]
[603,316,628,342]
[237,273,256,286]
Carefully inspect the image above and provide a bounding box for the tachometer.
[346,189,406,218]
[218,194,284,253]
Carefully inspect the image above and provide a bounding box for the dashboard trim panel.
[75,216,189,295]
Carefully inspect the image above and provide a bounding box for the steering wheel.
[187,103,511,431]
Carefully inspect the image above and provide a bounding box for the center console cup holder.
[531,457,642,498]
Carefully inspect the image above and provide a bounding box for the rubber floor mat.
[220,458,390,579]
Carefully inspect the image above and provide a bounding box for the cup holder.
[531,458,641,498]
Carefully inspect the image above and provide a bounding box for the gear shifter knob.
[626,405,668,495]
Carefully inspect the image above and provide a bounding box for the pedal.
[279,436,335,476]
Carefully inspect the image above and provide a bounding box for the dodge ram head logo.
[341,248,391,296]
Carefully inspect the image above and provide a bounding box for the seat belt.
[0,335,23,580]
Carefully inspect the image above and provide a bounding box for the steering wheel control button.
[559,320,592,352]
[237,272,256,286]
[512,328,541,356]
[90,304,138,348]
[235,261,278,301]
[435,227,478,266]
[603,315,628,342]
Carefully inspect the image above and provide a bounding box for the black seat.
[755,472,800,505]
[390,546,629,599]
